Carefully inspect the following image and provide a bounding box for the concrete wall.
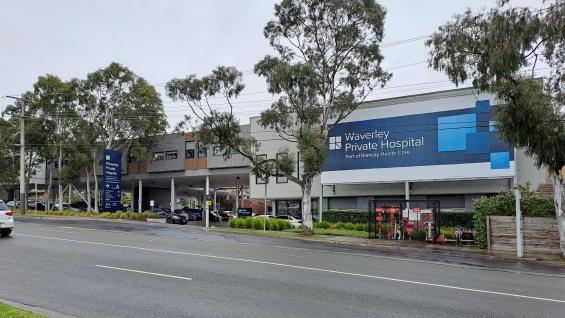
[147,134,185,173]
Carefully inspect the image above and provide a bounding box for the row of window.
[255,153,304,185]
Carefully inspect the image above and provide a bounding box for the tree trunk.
[550,172,565,259]
[300,175,314,236]
[86,166,92,213]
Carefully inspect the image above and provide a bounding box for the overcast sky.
[0,0,545,129]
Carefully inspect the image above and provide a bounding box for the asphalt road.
[1,218,565,318]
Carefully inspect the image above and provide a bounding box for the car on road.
[275,215,302,228]
[0,200,14,236]
[166,211,187,225]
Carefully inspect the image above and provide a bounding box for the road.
[1,218,564,318]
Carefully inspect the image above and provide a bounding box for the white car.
[254,215,275,219]
[0,200,14,236]
[275,215,302,228]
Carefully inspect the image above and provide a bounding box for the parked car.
[69,204,87,212]
[166,211,187,225]
[6,201,18,208]
[255,215,275,219]
[53,203,71,211]
[0,200,14,236]
[180,208,201,221]
[275,215,303,228]
[29,202,46,211]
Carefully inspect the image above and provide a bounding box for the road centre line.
[95,265,192,280]
[26,224,565,279]
[16,233,565,304]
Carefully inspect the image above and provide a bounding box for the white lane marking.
[16,233,565,304]
[95,265,192,280]
[232,248,302,258]
[32,228,73,234]
[16,224,565,279]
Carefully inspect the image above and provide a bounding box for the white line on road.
[94,265,192,280]
[32,228,74,234]
[232,248,303,258]
[16,233,565,304]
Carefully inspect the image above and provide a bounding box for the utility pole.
[6,95,27,215]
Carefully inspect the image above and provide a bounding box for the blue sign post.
[103,149,122,213]
[238,208,252,218]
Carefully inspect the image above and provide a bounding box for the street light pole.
[6,95,28,215]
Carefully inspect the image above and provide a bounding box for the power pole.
[7,95,27,215]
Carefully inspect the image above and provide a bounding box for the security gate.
[368,200,441,240]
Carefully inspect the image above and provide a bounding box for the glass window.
[276,153,288,183]
[198,143,207,158]
[256,154,267,184]
[153,152,164,161]
[276,200,301,218]
[166,150,178,160]
[213,146,223,156]
[230,147,239,154]
[185,142,195,159]
[329,136,342,150]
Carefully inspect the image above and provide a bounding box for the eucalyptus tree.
[33,75,79,211]
[167,0,391,235]
[78,62,168,210]
[0,118,18,194]
[3,92,51,209]
[426,0,565,258]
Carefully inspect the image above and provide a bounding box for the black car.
[166,211,187,225]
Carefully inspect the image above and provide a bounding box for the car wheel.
[0,229,12,237]
[166,218,172,224]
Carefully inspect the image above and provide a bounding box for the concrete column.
[131,184,135,212]
[205,176,210,228]
[138,179,142,213]
[69,186,72,204]
[213,188,217,212]
[171,177,175,211]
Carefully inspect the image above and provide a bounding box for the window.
[166,150,178,160]
[153,152,164,161]
[329,136,342,150]
[198,143,207,158]
[185,142,195,159]
[276,153,288,183]
[213,146,223,156]
[256,154,268,184]
[230,146,240,154]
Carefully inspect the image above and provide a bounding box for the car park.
[0,200,14,236]
[275,215,303,228]
[255,215,275,219]
[180,208,201,221]
[166,211,187,225]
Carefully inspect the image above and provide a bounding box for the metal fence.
[368,200,440,240]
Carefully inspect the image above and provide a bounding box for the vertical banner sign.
[103,149,122,213]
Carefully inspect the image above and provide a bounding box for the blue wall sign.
[325,100,513,174]
[103,149,122,213]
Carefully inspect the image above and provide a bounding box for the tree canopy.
[426,0,565,258]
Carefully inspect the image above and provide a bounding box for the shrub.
[440,227,455,239]
[330,224,338,229]
[344,223,355,230]
[142,211,151,218]
[129,213,137,220]
[115,211,123,218]
[265,219,273,230]
[355,223,365,231]
[252,218,263,230]
[244,217,254,229]
[100,212,111,218]
[236,218,245,228]
[228,219,237,228]
[270,220,280,231]
[319,221,331,229]
[440,212,475,228]
[120,214,126,219]
[473,184,555,248]
[150,213,159,219]
[335,222,346,230]
[362,223,369,232]
[323,211,369,223]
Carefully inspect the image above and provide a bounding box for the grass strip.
[285,228,369,238]
[209,228,325,239]
[0,302,49,318]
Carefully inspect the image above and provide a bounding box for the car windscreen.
[0,202,9,210]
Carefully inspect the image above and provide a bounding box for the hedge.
[323,211,368,223]
[473,184,555,248]
[440,212,475,228]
